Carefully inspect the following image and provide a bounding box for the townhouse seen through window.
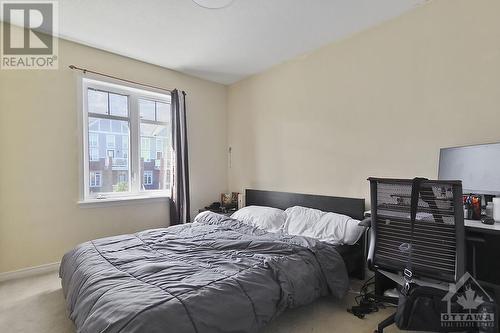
[82,78,172,201]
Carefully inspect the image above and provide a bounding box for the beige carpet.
[0,271,407,333]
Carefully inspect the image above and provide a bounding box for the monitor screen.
[438,142,500,195]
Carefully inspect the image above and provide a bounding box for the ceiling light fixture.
[192,0,235,9]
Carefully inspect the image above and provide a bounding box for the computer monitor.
[438,142,500,195]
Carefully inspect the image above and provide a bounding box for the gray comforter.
[60,212,349,333]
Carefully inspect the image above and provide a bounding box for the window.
[89,133,99,147]
[90,148,99,161]
[139,99,171,192]
[122,136,128,158]
[106,135,115,149]
[141,137,151,161]
[81,78,172,201]
[156,138,164,155]
[155,139,164,169]
[118,173,127,183]
[90,171,102,187]
[143,171,153,186]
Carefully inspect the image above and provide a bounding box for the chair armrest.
[358,217,371,228]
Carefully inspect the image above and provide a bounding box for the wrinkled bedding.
[60,212,349,333]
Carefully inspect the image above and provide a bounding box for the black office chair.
[367,178,465,333]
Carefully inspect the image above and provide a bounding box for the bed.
[60,189,366,333]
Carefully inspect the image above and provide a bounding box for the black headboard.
[245,189,367,280]
[245,189,365,220]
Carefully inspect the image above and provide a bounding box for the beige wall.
[0,37,227,273]
[227,0,500,204]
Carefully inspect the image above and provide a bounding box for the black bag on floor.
[395,283,497,332]
[395,283,449,331]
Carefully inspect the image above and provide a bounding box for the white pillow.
[231,206,286,232]
[283,206,365,245]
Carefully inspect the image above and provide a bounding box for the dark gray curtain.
[170,89,190,225]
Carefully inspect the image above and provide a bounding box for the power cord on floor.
[347,276,397,319]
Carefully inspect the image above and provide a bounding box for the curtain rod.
[68,65,174,93]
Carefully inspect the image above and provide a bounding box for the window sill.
[78,194,169,208]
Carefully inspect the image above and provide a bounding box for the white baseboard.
[0,262,60,283]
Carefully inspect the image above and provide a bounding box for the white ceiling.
[58,0,427,85]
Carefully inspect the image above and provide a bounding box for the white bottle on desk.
[486,201,494,218]
[493,197,500,222]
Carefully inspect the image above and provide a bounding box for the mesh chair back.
[368,178,465,283]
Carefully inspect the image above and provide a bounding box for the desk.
[465,219,500,234]
[464,220,500,298]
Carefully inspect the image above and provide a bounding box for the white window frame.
[79,76,172,204]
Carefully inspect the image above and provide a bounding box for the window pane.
[90,148,99,161]
[106,135,115,148]
[88,117,130,195]
[90,171,102,187]
[100,119,111,132]
[109,93,128,117]
[140,123,171,191]
[88,89,108,114]
[89,132,99,147]
[88,118,100,131]
[143,171,153,185]
[139,99,155,121]
[156,102,170,122]
[121,135,128,159]
[141,137,151,161]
